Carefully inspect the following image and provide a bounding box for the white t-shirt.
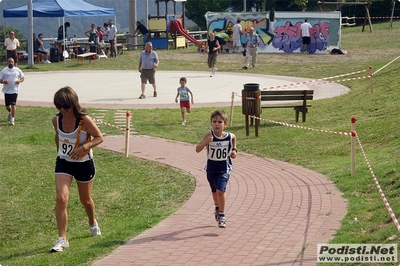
[232,23,242,40]
[108,25,117,40]
[0,66,24,94]
[300,22,312,37]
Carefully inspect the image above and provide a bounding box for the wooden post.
[229,92,234,127]
[125,111,131,157]
[254,90,261,137]
[367,66,373,93]
[351,116,356,177]
[362,3,373,33]
[390,0,396,29]
[242,90,251,136]
[245,115,249,136]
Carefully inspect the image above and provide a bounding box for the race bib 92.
[58,137,77,157]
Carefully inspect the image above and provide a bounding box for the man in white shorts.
[232,19,243,53]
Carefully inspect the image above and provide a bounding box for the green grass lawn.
[1,21,400,265]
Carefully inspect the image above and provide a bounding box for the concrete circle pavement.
[16,70,349,109]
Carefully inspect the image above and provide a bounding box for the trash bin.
[242,83,261,137]
[243,83,260,91]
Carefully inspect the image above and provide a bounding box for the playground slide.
[170,20,203,46]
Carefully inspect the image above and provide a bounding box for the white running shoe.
[210,67,217,77]
[218,215,227,228]
[51,237,69,252]
[89,220,101,236]
[45,60,51,64]
[181,121,186,126]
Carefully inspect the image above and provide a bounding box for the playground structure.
[317,1,373,32]
[148,0,204,49]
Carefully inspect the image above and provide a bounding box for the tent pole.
[146,0,149,28]
[3,18,6,43]
[115,15,117,58]
[28,0,33,68]
[63,17,66,64]
[129,0,137,48]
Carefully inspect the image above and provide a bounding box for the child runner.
[195,110,237,228]
[175,77,194,126]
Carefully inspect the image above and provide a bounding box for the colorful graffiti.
[206,12,274,48]
[272,20,329,53]
[205,12,340,54]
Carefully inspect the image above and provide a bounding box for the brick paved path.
[93,135,346,266]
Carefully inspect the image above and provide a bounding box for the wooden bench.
[260,90,314,122]
[76,52,96,67]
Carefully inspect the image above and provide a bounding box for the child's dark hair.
[180,77,187,83]
[210,110,228,123]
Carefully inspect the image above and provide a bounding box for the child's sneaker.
[181,120,186,126]
[89,220,101,236]
[50,237,69,252]
[214,209,219,221]
[218,215,226,228]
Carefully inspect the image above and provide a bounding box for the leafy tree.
[230,0,265,11]
[230,0,307,12]
[185,0,231,30]
[294,0,309,11]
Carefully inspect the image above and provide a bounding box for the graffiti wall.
[205,11,340,54]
